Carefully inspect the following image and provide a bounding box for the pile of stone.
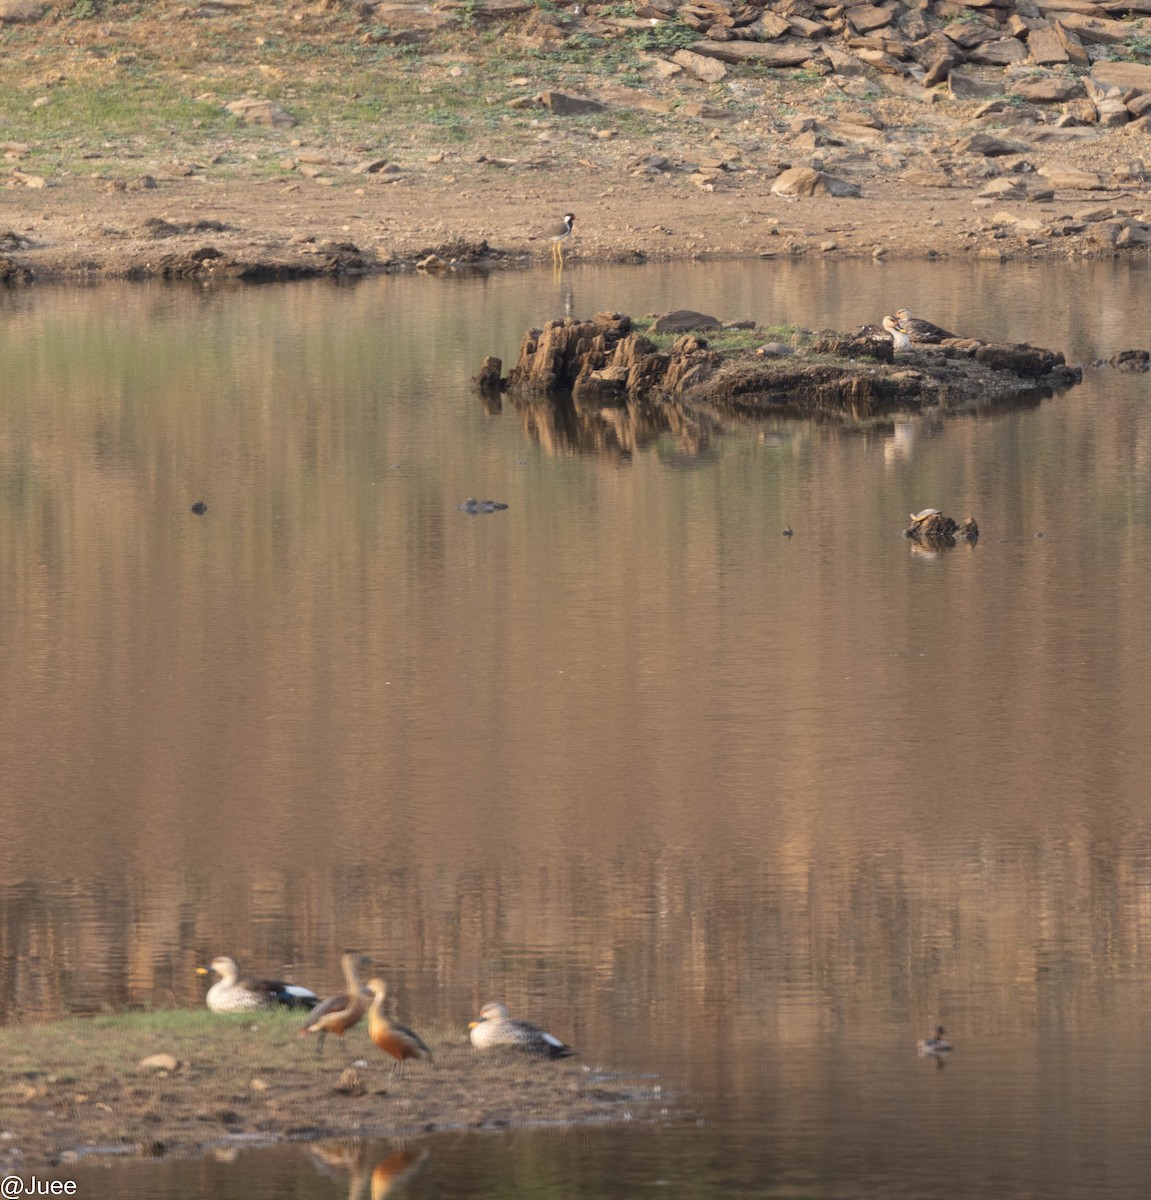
[367,0,1151,130]
[609,0,1151,129]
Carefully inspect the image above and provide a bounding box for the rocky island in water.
[477,310,1082,431]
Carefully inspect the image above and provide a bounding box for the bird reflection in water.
[308,1140,430,1200]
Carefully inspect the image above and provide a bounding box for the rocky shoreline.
[2,1,1151,279]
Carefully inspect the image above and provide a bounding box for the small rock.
[334,1068,365,1096]
[538,90,605,116]
[771,166,860,198]
[138,1053,179,1073]
[0,0,46,22]
[224,98,295,129]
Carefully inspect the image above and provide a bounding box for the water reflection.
[3,259,1151,1197]
[308,1140,429,1200]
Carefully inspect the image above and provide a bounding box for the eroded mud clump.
[491,312,1080,421]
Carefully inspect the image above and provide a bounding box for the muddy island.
[0,1010,664,1169]
[479,312,1081,428]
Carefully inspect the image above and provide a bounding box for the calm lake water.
[3,257,1151,1198]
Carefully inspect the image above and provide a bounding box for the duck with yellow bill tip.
[197,955,318,1013]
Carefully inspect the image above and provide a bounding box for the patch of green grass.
[639,21,698,53]
[638,323,799,353]
[0,80,231,146]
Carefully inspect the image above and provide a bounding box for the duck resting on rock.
[883,314,913,353]
[895,308,958,343]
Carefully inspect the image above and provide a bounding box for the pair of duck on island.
[198,954,575,1070]
[877,308,958,353]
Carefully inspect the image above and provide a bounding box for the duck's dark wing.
[903,317,957,343]
[511,1019,576,1059]
[396,1021,433,1059]
[249,977,319,1009]
[301,991,351,1028]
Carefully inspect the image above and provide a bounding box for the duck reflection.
[308,1140,430,1200]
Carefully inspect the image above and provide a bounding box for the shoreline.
[4,172,1151,286]
[0,1010,667,1170]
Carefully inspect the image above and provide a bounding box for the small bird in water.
[469,1000,576,1059]
[917,1025,953,1057]
[783,526,793,538]
[190,500,208,515]
[895,308,957,343]
[883,315,913,353]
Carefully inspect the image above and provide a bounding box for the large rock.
[225,98,295,128]
[1028,26,1069,65]
[1039,161,1106,189]
[948,68,1006,100]
[672,49,727,83]
[969,38,1028,66]
[687,40,815,68]
[371,3,453,34]
[1010,76,1085,104]
[953,133,1029,156]
[0,0,44,20]
[1092,62,1151,94]
[846,5,893,34]
[771,166,861,198]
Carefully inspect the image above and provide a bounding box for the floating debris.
[903,510,978,546]
[458,498,508,514]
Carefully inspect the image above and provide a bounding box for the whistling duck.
[883,314,913,353]
[366,979,433,1077]
[468,1000,576,1059]
[895,308,958,343]
[917,1025,953,1056]
[299,952,371,1056]
[198,955,318,1013]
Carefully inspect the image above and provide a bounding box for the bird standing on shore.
[533,212,575,266]
[198,955,319,1013]
[299,952,371,1056]
[468,1000,576,1059]
[366,979,433,1078]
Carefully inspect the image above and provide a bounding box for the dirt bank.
[0,1011,667,1169]
[2,1,1150,280]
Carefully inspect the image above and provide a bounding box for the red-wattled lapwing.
[535,212,575,266]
